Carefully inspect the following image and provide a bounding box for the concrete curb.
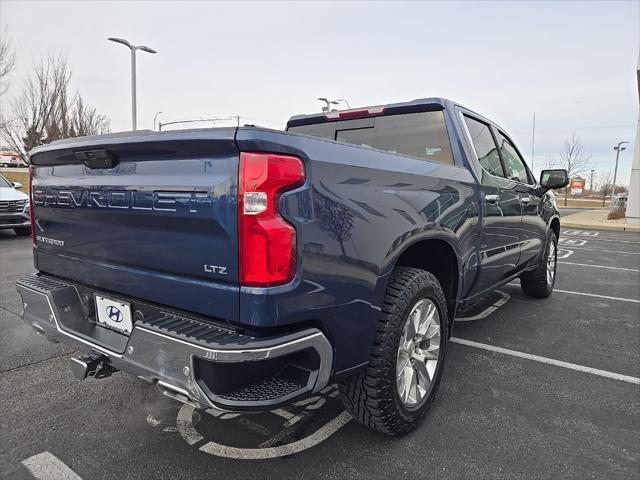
[561,220,640,232]
[558,206,609,210]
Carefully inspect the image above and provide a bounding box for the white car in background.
[0,174,31,236]
[0,153,25,168]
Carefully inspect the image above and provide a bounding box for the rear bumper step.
[16,274,333,411]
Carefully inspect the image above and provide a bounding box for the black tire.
[339,267,449,435]
[14,227,31,237]
[520,230,557,298]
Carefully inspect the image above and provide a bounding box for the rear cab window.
[288,111,455,165]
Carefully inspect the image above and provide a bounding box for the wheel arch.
[377,233,462,329]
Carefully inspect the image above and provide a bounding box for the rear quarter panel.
[236,128,480,373]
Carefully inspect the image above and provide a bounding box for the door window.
[495,132,531,184]
[463,116,504,177]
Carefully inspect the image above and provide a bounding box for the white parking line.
[21,452,83,480]
[558,261,640,272]
[451,337,640,385]
[563,229,599,237]
[562,231,639,244]
[197,411,352,459]
[553,289,640,303]
[567,237,640,245]
[506,283,640,303]
[558,238,588,246]
[556,248,574,259]
[567,247,640,255]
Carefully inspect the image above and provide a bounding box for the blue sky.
[2,0,638,184]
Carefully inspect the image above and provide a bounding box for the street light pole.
[611,141,629,199]
[531,112,536,174]
[130,48,137,129]
[153,111,162,131]
[108,37,157,130]
[590,169,595,196]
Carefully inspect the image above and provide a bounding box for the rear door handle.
[520,196,531,205]
[484,194,500,204]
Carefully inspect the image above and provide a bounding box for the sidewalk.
[560,209,640,232]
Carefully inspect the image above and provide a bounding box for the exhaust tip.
[32,323,45,335]
[156,381,203,409]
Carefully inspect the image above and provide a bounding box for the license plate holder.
[95,295,133,334]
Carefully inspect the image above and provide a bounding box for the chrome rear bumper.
[16,274,333,411]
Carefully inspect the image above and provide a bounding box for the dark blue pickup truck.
[17,98,568,435]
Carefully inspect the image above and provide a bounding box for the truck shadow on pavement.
[145,385,352,459]
[0,229,25,241]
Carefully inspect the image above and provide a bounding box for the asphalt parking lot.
[1,227,638,479]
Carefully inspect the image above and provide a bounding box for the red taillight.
[238,152,305,287]
[28,165,35,245]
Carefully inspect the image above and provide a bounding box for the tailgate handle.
[74,149,119,169]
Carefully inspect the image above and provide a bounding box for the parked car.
[16,98,568,435]
[0,174,31,236]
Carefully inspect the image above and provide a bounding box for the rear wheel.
[339,267,448,435]
[520,230,557,298]
[14,227,31,237]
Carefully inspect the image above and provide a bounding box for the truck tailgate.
[29,129,240,323]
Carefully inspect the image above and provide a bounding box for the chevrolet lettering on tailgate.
[32,188,212,212]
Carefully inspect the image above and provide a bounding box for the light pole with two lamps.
[317,97,351,112]
[611,141,629,199]
[108,37,157,130]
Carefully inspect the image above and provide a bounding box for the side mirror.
[12,182,23,189]
[539,169,569,192]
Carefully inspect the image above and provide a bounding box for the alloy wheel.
[547,240,557,286]
[396,299,441,407]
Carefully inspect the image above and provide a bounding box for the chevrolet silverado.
[17,98,569,434]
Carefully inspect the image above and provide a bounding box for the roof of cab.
[287,97,464,128]
[286,97,503,134]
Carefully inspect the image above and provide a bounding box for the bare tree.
[0,26,15,96]
[70,95,109,137]
[544,156,557,170]
[0,53,109,162]
[557,134,591,206]
[598,170,613,207]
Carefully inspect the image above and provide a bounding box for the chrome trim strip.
[135,326,330,362]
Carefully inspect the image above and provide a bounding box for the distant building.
[569,177,586,196]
